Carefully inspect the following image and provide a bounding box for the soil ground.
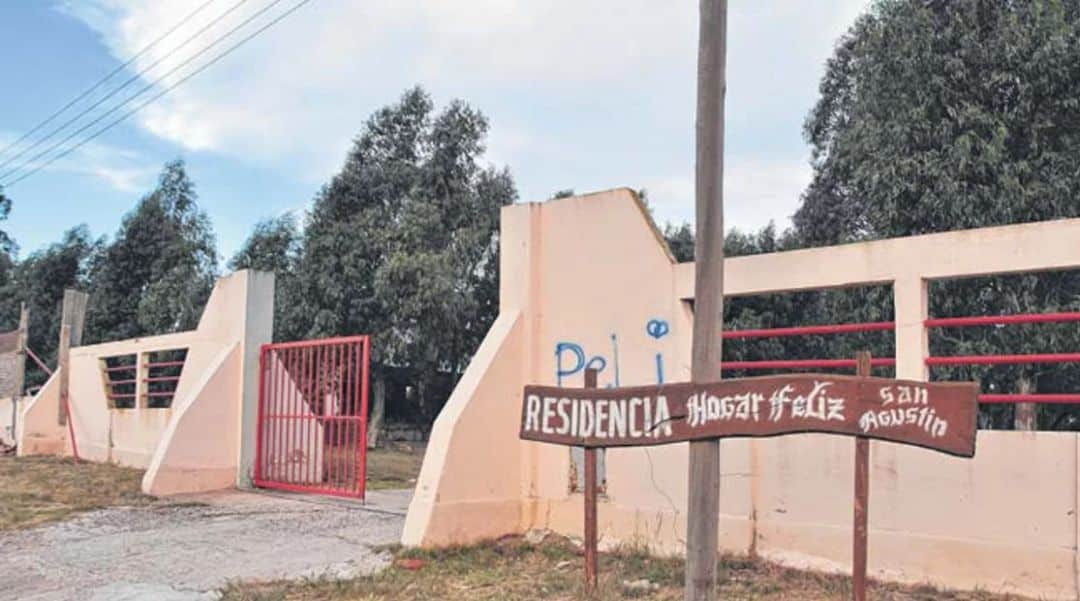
[0,454,1035,601]
[0,454,410,601]
[0,456,155,531]
[221,536,1037,601]
[366,443,425,490]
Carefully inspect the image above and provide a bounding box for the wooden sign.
[521,374,978,457]
[520,357,979,601]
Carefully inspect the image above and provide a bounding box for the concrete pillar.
[894,277,929,382]
[235,271,275,488]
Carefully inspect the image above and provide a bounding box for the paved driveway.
[0,489,410,601]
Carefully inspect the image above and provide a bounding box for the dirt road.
[0,489,409,601]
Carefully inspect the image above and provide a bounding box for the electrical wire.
[2,0,315,189]
[0,0,257,178]
[0,0,220,163]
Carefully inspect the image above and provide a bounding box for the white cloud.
[0,131,156,193]
[58,0,872,230]
[640,158,812,233]
[59,1,693,171]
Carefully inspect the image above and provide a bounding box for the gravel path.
[0,489,410,601]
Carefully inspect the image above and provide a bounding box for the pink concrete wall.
[17,270,274,496]
[17,372,64,456]
[143,344,241,495]
[405,189,1080,600]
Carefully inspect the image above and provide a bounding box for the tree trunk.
[366,376,386,449]
[1013,376,1036,431]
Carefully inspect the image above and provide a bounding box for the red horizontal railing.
[146,360,185,369]
[144,376,181,383]
[926,314,1080,404]
[104,364,136,373]
[723,321,895,339]
[980,394,1080,404]
[723,312,1080,405]
[926,312,1080,328]
[722,358,896,370]
[927,353,1080,366]
[260,334,370,351]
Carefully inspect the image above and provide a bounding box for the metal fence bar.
[927,353,1080,366]
[255,336,370,500]
[723,321,896,339]
[980,394,1080,404]
[927,312,1080,328]
[25,347,54,376]
[722,358,897,370]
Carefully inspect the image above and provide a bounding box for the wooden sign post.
[583,368,599,595]
[520,358,978,598]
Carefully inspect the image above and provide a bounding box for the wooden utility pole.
[687,1,727,600]
[56,290,88,427]
[11,305,28,442]
[13,305,28,398]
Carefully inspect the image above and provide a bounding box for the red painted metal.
[722,358,896,371]
[145,360,186,369]
[979,394,1080,404]
[104,364,137,373]
[927,353,1080,366]
[724,312,1080,405]
[926,312,1080,328]
[25,347,54,376]
[724,321,895,339]
[254,335,370,500]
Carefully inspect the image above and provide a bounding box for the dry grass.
[219,536,1035,601]
[0,455,156,531]
[366,444,424,491]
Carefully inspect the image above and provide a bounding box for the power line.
[0,0,251,174]
[0,0,295,185]
[2,0,315,189]
[0,0,220,163]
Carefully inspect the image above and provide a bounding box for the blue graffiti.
[556,342,607,386]
[610,334,621,387]
[556,319,670,387]
[646,319,670,340]
[555,342,584,386]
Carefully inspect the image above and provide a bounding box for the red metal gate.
[254,336,370,499]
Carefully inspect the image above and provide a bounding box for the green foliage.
[229,214,301,341]
[0,226,100,385]
[288,86,516,426]
[0,188,13,257]
[85,160,218,344]
[662,222,695,262]
[801,0,1080,242]
[787,0,1080,429]
[228,214,300,275]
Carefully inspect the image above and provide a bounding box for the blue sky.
[0,1,869,262]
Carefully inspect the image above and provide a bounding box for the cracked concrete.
[0,489,411,601]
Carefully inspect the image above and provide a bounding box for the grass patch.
[219,536,1034,600]
[0,455,155,531]
[366,445,424,491]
